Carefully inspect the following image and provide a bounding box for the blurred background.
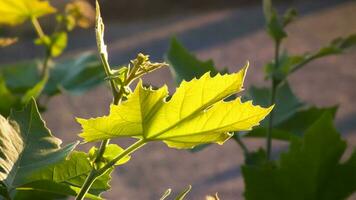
[1,0,356,199]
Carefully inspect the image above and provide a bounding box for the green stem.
[75,139,146,200]
[30,17,51,79]
[99,53,121,104]
[75,170,97,200]
[76,48,132,199]
[233,134,249,156]
[31,17,45,39]
[266,40,280,160]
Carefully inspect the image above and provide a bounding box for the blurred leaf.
[247,106,337,141]
[21,73,48,104]
[268,34,356,77]
[49,32,68,57]
[44,52,105,96]
[0,61,41,94]
[265,51,305,81]
[282,8,297,27]
[242,113,356,200]
[0,0,56,26]
[263,0,287,42]
[65,0,95,29]
[78,68,272,148]
[166,37,218,84]
[0,99,77,198]
[0,37,18,47]
[245,82,303,126]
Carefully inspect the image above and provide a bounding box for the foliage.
[0,99,77,199]
[0,0,55,26]
[242,114,356,200]
[0,0,355,199]
[166,0,356,199]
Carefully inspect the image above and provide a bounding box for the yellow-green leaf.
[0,0,56,26]
[78,66,273,149]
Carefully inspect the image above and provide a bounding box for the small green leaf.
[166,37,218,84]
[49,32,68,57]
[242,113,356,200]
[89,144,131,167]
[0,0,56,26]
[263,0,287,42]
[282,8,297,27]
[78,66,273,149]
[0,99,77,198]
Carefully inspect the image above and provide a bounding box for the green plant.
[0,0,104,117]
[166,0,356,199]
[0,1,272,199]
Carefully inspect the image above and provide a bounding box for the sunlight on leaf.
[0,0,56,26]
[0,99,77,197]
[78,66,273,148]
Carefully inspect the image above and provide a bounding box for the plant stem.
[76,48,131,199]
[31,17,45,39]
[75,139,146,200]
[233,134,249,156]
[30,17,51,78]
[75,170,97,200]
[266,40,280,160]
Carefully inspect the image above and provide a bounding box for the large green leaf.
[165,37,218,84]
[242,113,356,200]
[245,82,338,140]
[78,67,273,148]
[44,52,105,96]
[0,99,77,198]
[247,106,337,141]
[0,0,56,26]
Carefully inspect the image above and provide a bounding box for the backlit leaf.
[78,66,273,149]
[0,0,56,26]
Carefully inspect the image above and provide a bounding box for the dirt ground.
[1,0,356,199]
